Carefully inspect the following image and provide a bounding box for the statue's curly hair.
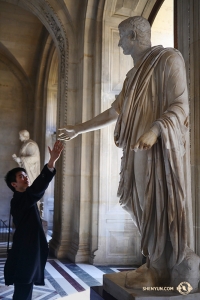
[119,16,151,47]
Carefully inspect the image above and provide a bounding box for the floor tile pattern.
[0,258,135,299]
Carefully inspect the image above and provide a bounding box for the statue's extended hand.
[58,126,78,141]
[131,130,157,152]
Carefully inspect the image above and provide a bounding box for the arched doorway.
[151,0,174,47]
[91,0,174,265]
[43,46,58,233]
[0,0,71,258]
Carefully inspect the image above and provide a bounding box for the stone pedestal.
[100,272,200,300]
[42,218,48,236]
[90,286,116,300]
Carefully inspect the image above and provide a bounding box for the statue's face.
[118,26,135,56]
[19,133,26,142]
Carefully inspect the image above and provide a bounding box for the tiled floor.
[0,258,135,299]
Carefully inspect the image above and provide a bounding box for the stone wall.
[176,0,200,256]
[1,0,189,266]
[0,2,46,221]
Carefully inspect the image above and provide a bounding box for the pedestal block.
[100,272,200,300]
[90,286,116,300]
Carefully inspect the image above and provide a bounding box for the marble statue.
[59,16,199,291]
[12,130,40,185]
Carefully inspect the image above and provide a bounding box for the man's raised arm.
[58,107,118,141]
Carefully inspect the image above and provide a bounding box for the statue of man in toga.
[12,130,42,213]
[12,130,40,184]
[59,16,200,290]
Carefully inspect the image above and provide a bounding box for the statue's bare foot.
[125,263,159,289]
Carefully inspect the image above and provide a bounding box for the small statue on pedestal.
[12,130,42,215]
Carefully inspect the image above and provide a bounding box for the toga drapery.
[19,139,40,184]
[112,46,193,268]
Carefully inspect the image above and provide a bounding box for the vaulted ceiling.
[0,0,165,87]
[0,1,48,84]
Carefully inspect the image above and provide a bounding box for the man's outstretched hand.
[131,130,157,152]
[48,140,64,168]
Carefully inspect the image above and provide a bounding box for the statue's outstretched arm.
[58,107,118,141]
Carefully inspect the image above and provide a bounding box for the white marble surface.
[58,289,90,300]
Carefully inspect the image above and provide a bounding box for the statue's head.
[118,16,151,48]
[19,130,30,142]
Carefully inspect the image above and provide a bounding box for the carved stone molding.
[42,0,69,258]
[113,0,140,17]
[42,9,65,79]
[110,0,160,20]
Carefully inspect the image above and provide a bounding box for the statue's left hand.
[131,130,157,152]
[12,154,21,163]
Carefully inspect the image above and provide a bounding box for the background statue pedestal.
[94,272,200,300]
[41,218,48,236]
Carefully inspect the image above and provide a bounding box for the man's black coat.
[4,164,56,285]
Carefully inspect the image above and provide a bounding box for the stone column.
[175,0,200,256]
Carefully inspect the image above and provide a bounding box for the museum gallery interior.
[0,0,200,299]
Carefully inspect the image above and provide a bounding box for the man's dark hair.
[5,167,27,192]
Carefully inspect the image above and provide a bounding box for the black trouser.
[13,282,34,300]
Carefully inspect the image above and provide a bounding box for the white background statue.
[12,130,40,185]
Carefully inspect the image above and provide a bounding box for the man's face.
[118,27,135,56]
[11,171,30,192]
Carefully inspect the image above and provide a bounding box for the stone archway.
[0,0,73,258]
[0,0,172,262]
[89,0,175,265]
[0,42,33,245]
[44,44,58,232]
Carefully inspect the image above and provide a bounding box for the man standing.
[4,140,63,299]
[59,16,198,289]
